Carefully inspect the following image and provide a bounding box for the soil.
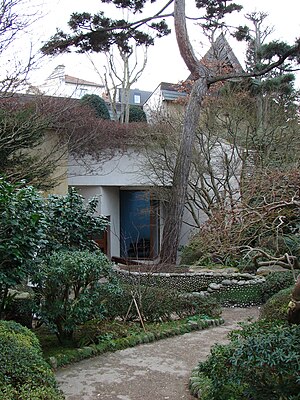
[56,306,260,400]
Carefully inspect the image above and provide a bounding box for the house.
[23,34,243,262]
[144,34,243,122]
[143,81,187,124]
[38,65,151,121]
[38,65,105,99]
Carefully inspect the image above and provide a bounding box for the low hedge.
[0,320,64,399]
[210,283,264,306]
[45,315,224,369]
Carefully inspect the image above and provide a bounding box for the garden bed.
[36,315,224,369]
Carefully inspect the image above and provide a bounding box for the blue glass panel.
[120,191,151,258]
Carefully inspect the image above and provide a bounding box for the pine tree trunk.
[159,0,208,264]
[160,78,208,264]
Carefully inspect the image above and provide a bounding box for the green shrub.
[129,105,147,122]
[196,320,300,399]
[100,284,221,322]
[260,287,292,322]
[262,271,295,302]
[45,188,108,252]
[74,320,133,347]
[0,384,64,400]
[0,320,63,399]
[32,250,119,342]
[0,178,47,317]
[80,94,110,119]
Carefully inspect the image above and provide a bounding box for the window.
[133,94,141,104]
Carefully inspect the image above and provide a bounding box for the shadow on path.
[56,307,260,400]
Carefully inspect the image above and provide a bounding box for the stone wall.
[113,267,266,305]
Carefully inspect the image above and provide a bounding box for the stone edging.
[47,317,224,370]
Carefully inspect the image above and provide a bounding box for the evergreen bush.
[100,284,221,322]
[32,250,119,342]
[0,320,63,399]
[260,287,292,322]
[80,94,110,119]
[194,320,300,399]
[262,270,295,302]
[129,105,147,122]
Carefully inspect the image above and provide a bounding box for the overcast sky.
[29,0,300,91]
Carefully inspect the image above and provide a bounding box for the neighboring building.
[38,65,105,99]
[143,82,187,122]
[38,65,151,122]
[116,87,152,107]
[144,34,243,121]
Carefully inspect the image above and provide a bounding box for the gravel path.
[56,307,260,400]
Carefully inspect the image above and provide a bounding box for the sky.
[26,0,300,92]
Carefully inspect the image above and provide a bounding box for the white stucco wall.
[69,150,154,187]
[100,187,120,257]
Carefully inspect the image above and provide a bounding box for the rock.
[208,283,221,290]
[188,321,199,328]
[221,279,232,286]
[256,266,287,276]
[48,356,58,369]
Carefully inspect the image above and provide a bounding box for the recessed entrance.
[120,190,159,259]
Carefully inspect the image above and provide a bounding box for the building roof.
[64,75,104,88]
[203,34,243,72]
[160,82,187,101]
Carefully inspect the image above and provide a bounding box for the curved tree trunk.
[160,0,208,264]
[160,78,208,264]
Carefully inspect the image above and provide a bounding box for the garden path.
[55,307,259,400]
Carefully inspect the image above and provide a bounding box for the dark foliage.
[99,283,221,322]
[260,287,292,322]
[129,105,147,122]
[197,320,300,399]
[45,187,108,253]
[80,94,110,120]
[0,320,64,399]
[41,5,171,56]
[262,271,296,302]
[32,250,117,342]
